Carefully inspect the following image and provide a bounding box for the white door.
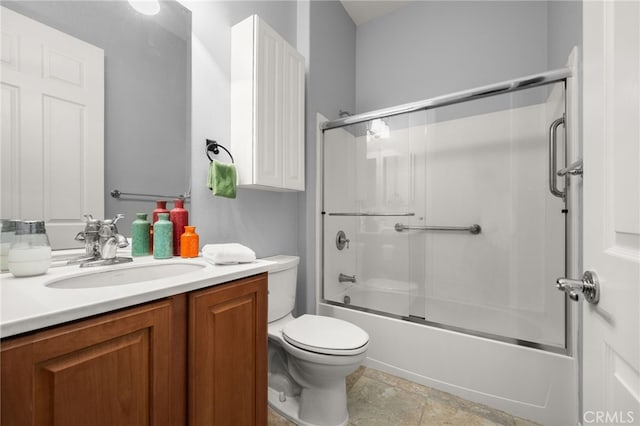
[1,7,104,249]
[582,1,640,424]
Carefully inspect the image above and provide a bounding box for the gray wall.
[298,0,356,315]
[183,1,300,260]
[183,0,357,315]
[2,0,192,233]
[547,1,582,70]
[9,0,581,318]
[355,1,549,113]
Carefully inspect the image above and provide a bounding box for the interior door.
[1,6,104,249]
[582,1,640,423]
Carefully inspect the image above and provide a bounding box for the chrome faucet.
[74,214,101,258]
[98,214,130,260]
[69,214,133,267]
[338,273,356,283]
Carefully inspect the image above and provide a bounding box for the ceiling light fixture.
[128,0,160,16]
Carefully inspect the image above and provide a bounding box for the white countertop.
[1,252,273,339]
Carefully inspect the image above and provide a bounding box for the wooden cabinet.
[231,15,305,192]
[1,296,186,426]
[189,274,267,425]
[1,273,267,426]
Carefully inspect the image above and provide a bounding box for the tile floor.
[267,366,540,426]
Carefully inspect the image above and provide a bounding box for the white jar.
[1,219,17,272]
[8,221,52,277]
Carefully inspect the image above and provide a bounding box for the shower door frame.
[319,66,578,355]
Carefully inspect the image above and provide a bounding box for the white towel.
[202,243,256,264]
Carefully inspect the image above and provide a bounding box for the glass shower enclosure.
[322,77,569,352]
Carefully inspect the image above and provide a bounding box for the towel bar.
[206,139,234,163]
[110,189,191,200]
[327,212,415,217]
[395,223,481,234]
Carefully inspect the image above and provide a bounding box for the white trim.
[315,113,327,313]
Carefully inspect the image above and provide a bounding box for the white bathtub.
[318,288,578,425]
[338,285,563,348]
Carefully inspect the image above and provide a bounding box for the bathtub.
[337,284,561,348]
[318,285,578,425]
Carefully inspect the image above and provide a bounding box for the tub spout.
[339,273,356,283]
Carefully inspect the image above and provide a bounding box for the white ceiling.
[340,0,413,26]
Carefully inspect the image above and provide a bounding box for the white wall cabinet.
[231,15,305,192]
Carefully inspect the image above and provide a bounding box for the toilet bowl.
[265,256,369,426]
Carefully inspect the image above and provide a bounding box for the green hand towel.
[208,160,237,199]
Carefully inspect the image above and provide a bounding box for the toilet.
[265,255,369,426]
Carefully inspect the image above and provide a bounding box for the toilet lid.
[282,315,369,356]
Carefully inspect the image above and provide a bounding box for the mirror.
[1,0,191,241]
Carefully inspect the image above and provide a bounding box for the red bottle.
[151,200,169,254]
[170,199,188,256]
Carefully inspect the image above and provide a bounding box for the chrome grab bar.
[548,116,566,199]
[111,189,191,200]
[557,159,583,177]
[328,212,415,217]
[395,223,481,235]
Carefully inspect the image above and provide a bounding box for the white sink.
[46,262,206,289]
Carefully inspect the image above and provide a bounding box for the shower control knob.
[336,230,350,250]
[556,271,600,304]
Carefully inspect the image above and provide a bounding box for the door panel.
[189,274,267,426]
[1,298,180,426]
[255,20,282,187]
[0,7,104,249]
[583,1,640,422]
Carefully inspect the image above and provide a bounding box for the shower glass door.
[322,111,424,318]
[411,84,567,348]
[322,82,567,350]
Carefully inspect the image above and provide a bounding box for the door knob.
[556,271,600,304]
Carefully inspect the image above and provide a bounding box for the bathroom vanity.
[0,258,269,425]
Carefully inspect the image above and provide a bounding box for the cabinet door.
[1,296,186,426]
[254,19,283,188]
[282,43,305,191]
[189,273,267,426]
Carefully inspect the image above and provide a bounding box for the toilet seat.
[282,315,369,356]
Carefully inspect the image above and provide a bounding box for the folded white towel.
[202,243,256,264]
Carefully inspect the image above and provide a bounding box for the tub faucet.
[339,273,356,283]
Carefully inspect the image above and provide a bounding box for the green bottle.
[153,213,173,259]
[131,213,150,257]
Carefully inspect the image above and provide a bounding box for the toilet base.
[268,387,348,426]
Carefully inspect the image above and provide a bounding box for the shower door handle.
[556,271,600,304]
[548,116,566,199]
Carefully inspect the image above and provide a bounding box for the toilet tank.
[263,255,299,322]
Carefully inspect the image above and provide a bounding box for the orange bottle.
[180,226,199,258]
